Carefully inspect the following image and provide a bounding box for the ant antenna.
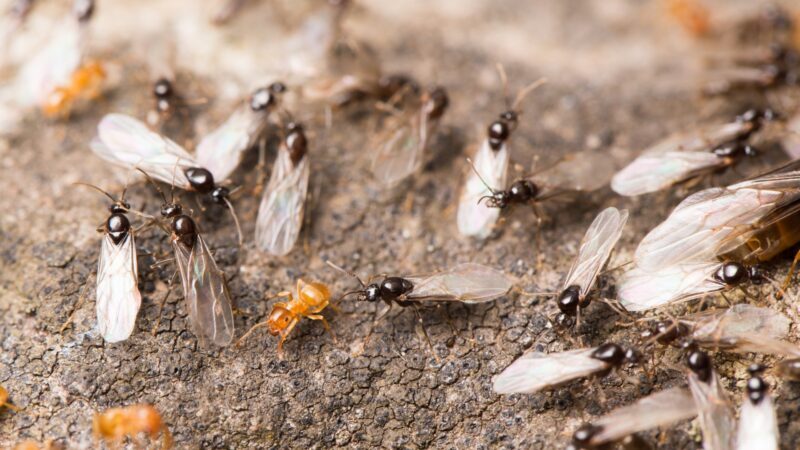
[136,167,168,204]
[325,260,366,287]
[496,63,510,110]
[334,289,365,303]
[466,157,501,206]
[72,182,117,203]
[511,77,547,112]
[222,197,243,248]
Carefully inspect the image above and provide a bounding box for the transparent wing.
[537,151,616,193]
[633,184,790,271]
[91,113,197,189]
[173,234,235,347]
[96,233,141,343]
[688,371,736,450]
[404,263,513,304]
[687,304,793,355]
[493,348,608,394]
[737,393,779,450]
[457,140,509,239]
[588,387,697,446]
[371,111,425,189]
[618,262,723,312]
[563,207,628,296]
[643,120,755,155]
[16,18,82,107]
[195,105,268,182]
[286,2,341,78]
[611,151,723,196]
[254,147,310,256]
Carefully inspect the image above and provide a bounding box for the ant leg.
[358,303,393,355]
[778,249,800,299]
[2,401,19,412]
[235,321,271,347]
[60,273,95,334]
[254,137,269,196]
[160,426,174,450]
[307,314,337,343]
[412,304,437,358]
[719,291,732,307]
[276,318,299,358]
[152,271,179,336]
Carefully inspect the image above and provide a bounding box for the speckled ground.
[2,0,800,448]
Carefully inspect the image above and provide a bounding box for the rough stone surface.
[2,0,800,449]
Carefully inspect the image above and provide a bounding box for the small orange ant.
[42,60,106,117]
[93,404,172,450]
[1,386,20,413]
[237,279,337,355]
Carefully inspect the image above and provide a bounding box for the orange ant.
[1,386,20,413]
[93,404,172,450]
[236,279,337,355]
[42,60,106,118]
[666,0,711,38]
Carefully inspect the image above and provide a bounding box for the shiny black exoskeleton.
[591,342,639,366]
[713,262,762,286]
[285,122,308,166]
[687,349,712,383]
[183,167,230,205]
[160,202,198,249]
[746,364,768,405]
[153,77,173,113]
[424,87,449,120]
[480,179,539,209]
[106,213,130,245]
[362,277,415,306]
[487,109,519,151]
[250,81,286,112]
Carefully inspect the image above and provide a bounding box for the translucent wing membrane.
[618,262,723,311]
[588,387,697,446]
[493,347,608,394]
[96,233,141,343]
[195,105,269,182]
[254,146,310,256]
[17,18,82,107]
[405,263,512,304]
[457,140,509,238]
[688,371,736,450]
[685,305,798,355]
[611,151,722,196]
[91,114,196,189]
[643,120,755,155]
[633,181,795,270]
[371,108,438,189]
[737,392,778,450]
[173,234,235,347]
[562,207,628,296]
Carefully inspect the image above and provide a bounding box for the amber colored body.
[666,0,711,37]
[1,386,19,412]
[238,279,335,354]
[721,206,800,264]
[93,404,172,449]
[43,61,106,117]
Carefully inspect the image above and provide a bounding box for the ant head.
[108,200,131,214]
[153,78,172,99]
[250,87,276,112]
[686,349,712,383]
[364,284,380,302]
[269,81,287,94]
[210,186,230,205]
[714,262,748,285]
[571,423,601,448]
[161,202,182,218]
[479,191,509,209]
[267,305,294,336]
[623,348,640,365]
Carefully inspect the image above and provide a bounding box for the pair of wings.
[370,100,438,189]
[254,145,310,256]
[561,207,628,297]
[456,139,509,239]
[92,107,268,187]
[492,347,610,394]
[688,371,736,450]
[737,387,779,450]
[611,119,756,196]
[96,232,142,343]
[402,263,513,304]
[173,234,235,347]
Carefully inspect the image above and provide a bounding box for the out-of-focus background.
[2,0,800,448]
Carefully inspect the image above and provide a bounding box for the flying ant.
[236,279,336,355]
[93,404,172,450]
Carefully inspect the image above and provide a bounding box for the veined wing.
[562,207,628,296]
[405,263,512,304]
[588,387,697,446]
[91,113,197,189]
[96,233,141,343]
[457,140,509,239]
[493,347,609,394]
[618,262,723,312]
[196,105,268,182]
[737,391,778,450]
[688,371,736,450]
[254,147,310,256]
[634,184,790,271]
[173,233,234,347]
[611,151,723,196]
[688,304,790,347]
[644,120,755,155]
[371,110,425,189]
